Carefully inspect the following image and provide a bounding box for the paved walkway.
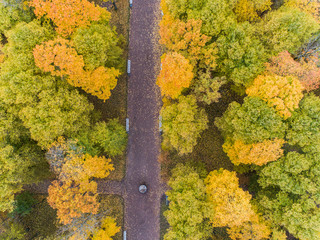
[24,1,162,239]
[124,0,161,239]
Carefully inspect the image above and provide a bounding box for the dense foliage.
[0,0,126,238]
[164,164,211,240]
[160,0,320,239]
[161,95,208,155]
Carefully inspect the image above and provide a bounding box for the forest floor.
[89,0,130,181]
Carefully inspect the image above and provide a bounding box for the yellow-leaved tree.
[205,169,255,227]
[29,0,109,37]
[246,75,304,119]
[47,180,99,225]
[205,169,271,239]
[223,138,286,166]
[60,154,114,182]
[76,66,119,101]
[227,213,271,240]
[157,52,193,99]
[284,0,320,21]
[33,38,120,101]
[46,138,114,225]
[92,216,121,240]
[234,0,272,22]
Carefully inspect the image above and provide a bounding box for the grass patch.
[160,195,169,240]
[98,194,124,240]
[16,194,124,239]
[20,194,58,240]
[107,153,126,181]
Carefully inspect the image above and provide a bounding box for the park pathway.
[124,0,162,239]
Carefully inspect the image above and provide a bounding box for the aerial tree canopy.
[215,97,286,144]
[257,151,320,240]
[73,23,123,71]
[161,96,208,155]
[157,52,194,99]
[29,0,108,37]
[205,169,255,227]
[257,6,319,54]
[223,138,285,166]
[265,51,320,92]
[164,164,211,240]
[47,180,99,225]
[286,94,320,153]
[246,74,304,119]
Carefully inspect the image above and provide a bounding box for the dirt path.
[124,0,162,239]
[23,180,125,195]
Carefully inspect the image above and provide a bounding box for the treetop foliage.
[257,6,319,54]
[223,138,285,166]
[73,23,123,71]
[157,52,194,99]
[265,51,320,92]
[92,216,121,240]
[47,179,99,225]
[159,16,217,69]
[46,137,115,225]
[19,88,93,148]
[33,37,120,101]
[287,94,320,153]
[161,95,208,155]
[205,169,255,227]
[29,0,109,37]
[234,0,272,22]
[164,164,211,240]
[161,0,320,239]
[215,96,287,144]
[192,72,226,105]
[257,150,320,239]
[246,74,304,119]
[0,0,125,235]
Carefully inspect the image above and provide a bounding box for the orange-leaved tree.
[159,16,216,68]
[47,179,99,225]
[33,37,84,77]
[157,52,193,99]
[205,169,255,227]
[29,0,109,36]
[246,74,304,119]
[265,51,320,92]
[46,137,114,224]
[33,38,120,101]
[223,138,286,166]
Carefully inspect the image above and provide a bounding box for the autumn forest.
[0,0,320,239]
